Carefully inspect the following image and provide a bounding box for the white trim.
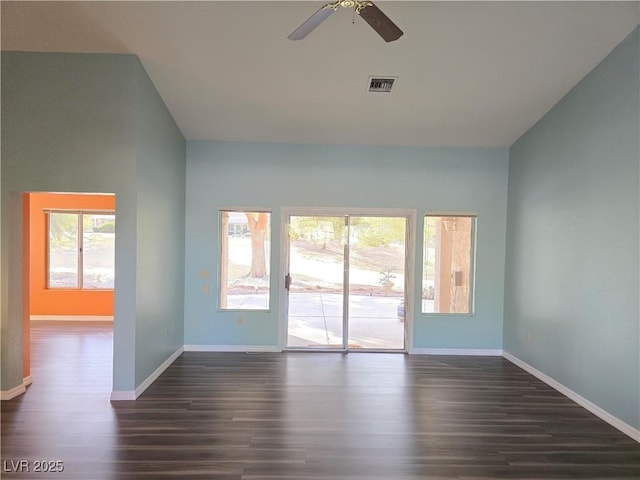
[0,384,27,400]
[278,209,292,350]
[218,208,273,315]
[31,315,114,322]
[134,346,184,398]
[110,346,183,402]
[412,348,503,356]
[503,351,640,443]
[110,390,136,401]
[219,206,272,214]
[425,211,478,217]
[421,214,477,316]
[184,344,281,353]
[282,206,416,218]
[23,376,33,386]
[404,212,417,354]
[43,208,115,213]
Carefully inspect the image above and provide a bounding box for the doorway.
[23,192,115,388]
[282,209,414,351]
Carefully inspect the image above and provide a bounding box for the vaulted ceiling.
[2,1,638,147]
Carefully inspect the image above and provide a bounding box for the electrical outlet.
[526,331,532,342]
[202,284,209,294]
[237,316,243,325]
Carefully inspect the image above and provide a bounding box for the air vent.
[368,76,397,93]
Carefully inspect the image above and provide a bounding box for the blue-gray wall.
[504,27,640,429]
[0,52,186,394]
[185,142,509,350]
[134,60,186,386]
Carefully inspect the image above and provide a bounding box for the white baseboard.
[184,344,281,353]
[503,351,640,443]
[411,348,503,356]
[23,376,33,386]
[31,315,114,322]
[134,346,184,398]
[110,390,136,401]
[0,383,27,401]
[110,346,183,402]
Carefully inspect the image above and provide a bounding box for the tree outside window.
[219,210,271,310]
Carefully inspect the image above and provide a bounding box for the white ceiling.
[2,1,639,147]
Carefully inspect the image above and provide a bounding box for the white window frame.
[46,209,115,290]
[422,212,477,316]
[279,207,417,352]
[218,207,272,312]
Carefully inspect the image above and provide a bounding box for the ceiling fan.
[288,0,403,43]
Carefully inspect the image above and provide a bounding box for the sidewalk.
[228,292,405,349]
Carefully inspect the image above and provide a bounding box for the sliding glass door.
[286,216,346,348]
[347,216,406,350]
[285,212,407,351]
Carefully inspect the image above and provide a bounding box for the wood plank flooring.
[1,321,639,479]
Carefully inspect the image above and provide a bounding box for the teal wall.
[185,142,509,349]
[504,27,640,429]
[134,60,186,386]
[0,52,186,393]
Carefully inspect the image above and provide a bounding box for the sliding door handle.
[285,274,292,291]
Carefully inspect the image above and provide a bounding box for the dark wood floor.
[1,322,639,479]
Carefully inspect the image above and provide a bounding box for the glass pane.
[287,216,345,348]
[220,211,270,310]
[423,216,475,314]
[348,217,406,349]
[48,212,79,288]
[82,213,115,289]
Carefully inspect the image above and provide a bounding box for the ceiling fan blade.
[288,5,336,40]
[358,2,403,42]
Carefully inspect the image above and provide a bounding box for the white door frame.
[278,207,416,352]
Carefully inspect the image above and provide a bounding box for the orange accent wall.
[27,193,116,316]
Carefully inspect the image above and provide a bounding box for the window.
[219,210,271,310]
[48,211,115,289]
[422,214,476,314]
